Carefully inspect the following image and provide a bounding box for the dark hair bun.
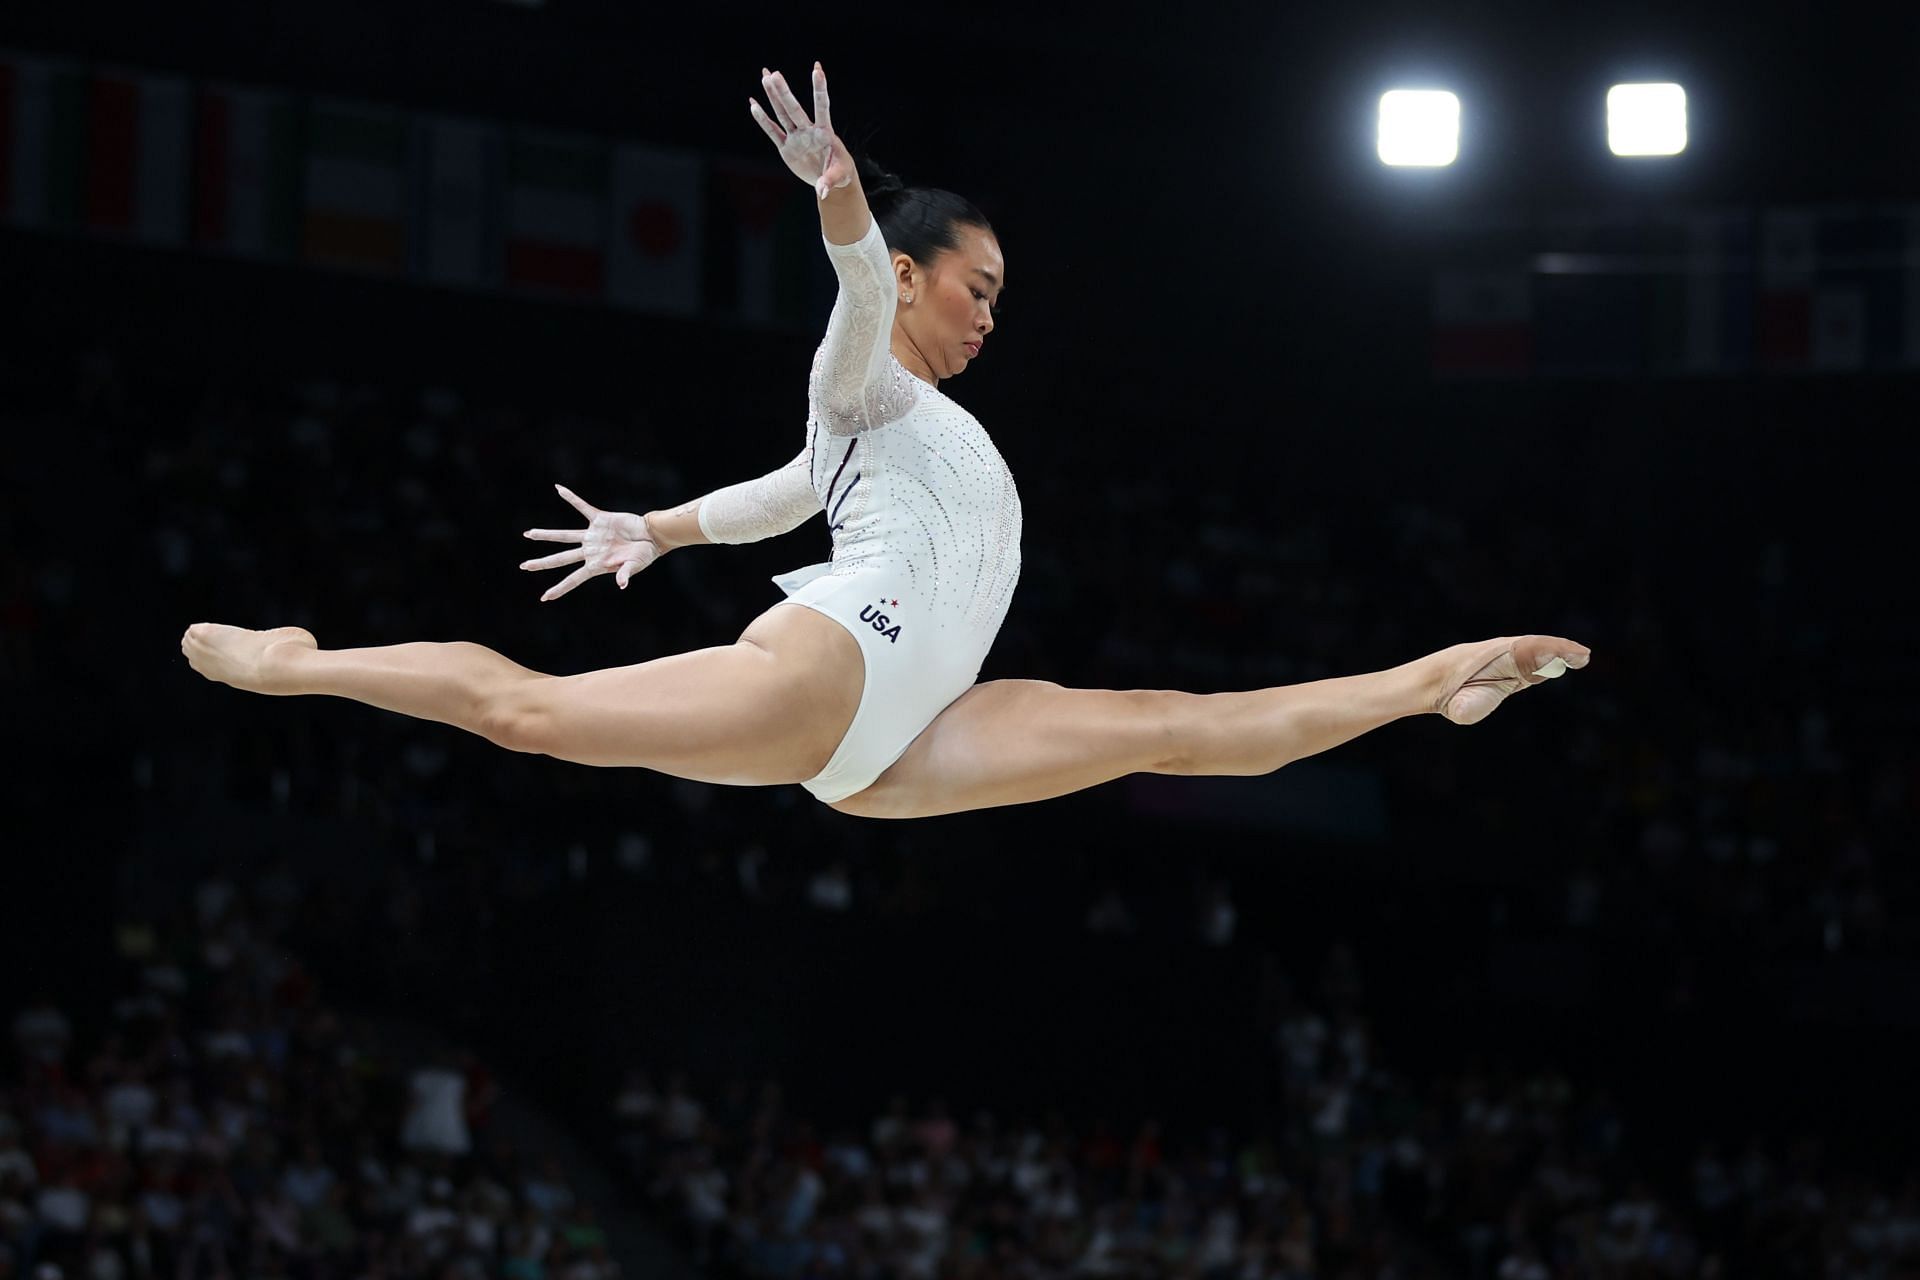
[856,153,906,200]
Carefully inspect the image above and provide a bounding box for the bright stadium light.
[1607,82,1687,156]
[1377,90,1460,167]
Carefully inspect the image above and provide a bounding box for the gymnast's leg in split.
[830,634,1589,820]
[182,615,1587,820]
[180,602,872,790]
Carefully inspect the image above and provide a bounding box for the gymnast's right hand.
[750,62,855,201]
[521,484,659,602]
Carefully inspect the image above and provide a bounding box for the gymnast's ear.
[890,251,922,297]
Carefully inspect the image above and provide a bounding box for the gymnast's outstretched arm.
[653,441,819,552]
[516,440,819,601]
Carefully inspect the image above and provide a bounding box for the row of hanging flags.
[1430,203,1920,377]
[0,51,834,329]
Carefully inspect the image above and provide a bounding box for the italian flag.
[505,129,606,296]
[301,97,409,274]
[606,142,701,315]
[192,82,300,259]
[0,54,86,232]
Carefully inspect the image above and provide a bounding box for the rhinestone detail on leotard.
[689,215,1021,653]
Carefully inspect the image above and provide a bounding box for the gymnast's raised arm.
[751,63,908,435]
[750,61,866,241]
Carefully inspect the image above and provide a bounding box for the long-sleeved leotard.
[694,212,1022,803]
[696,443,817,545]
[695,212,1020,636]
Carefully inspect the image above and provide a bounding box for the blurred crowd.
[1,872,619,1280]
[609,939,1920,1280]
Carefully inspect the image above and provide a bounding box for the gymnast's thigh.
[500,605,864,784]
[827,679,1185,819]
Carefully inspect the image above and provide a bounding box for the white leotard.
[691,213,1023,802]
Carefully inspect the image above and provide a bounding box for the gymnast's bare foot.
[181,623,317,695]
[1430,634,1591,725]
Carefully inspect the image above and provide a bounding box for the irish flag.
[505,129,607,297]
[301,97,409,274]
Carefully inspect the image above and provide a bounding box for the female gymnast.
[181,62,1591,821]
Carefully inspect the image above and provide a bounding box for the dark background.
[3,0,1916,1247]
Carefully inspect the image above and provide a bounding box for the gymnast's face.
[890,224,1003,384]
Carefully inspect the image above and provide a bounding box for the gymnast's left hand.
[750,62,855,202]
[520,484,659,602]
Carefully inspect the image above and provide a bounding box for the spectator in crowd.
[0,880,619,1280]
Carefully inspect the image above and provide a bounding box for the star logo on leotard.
[879,597,898,608]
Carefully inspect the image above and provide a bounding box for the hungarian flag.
[504,128,607,297]
[707,155,824,331]
[301,97,409,274]
[192,82,300,260]
[606,142,701,315]
[0,54,86,232]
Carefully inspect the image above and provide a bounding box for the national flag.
[1759,205,1908,372]
[1810,284,1865,371]
[302,97,409,274]
[504,128,607,297]
[606,142,701,315]
[1688,211,1757,374]
[0,54,87,232]
[81,67,190,245]
[707,155,820,330]
[1819,205,1905,371]
[1430,265,1531,376]
[192,82,301,260]
[414,115,500,291]
[1757,208,1814,369]
[1626,210,1755,376]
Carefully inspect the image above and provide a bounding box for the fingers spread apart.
[521,547,587,572]
[554,484,599,519]
[540,563,597,603]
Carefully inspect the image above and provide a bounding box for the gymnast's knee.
[1147,689,1227,776]
[474,688,554,755]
